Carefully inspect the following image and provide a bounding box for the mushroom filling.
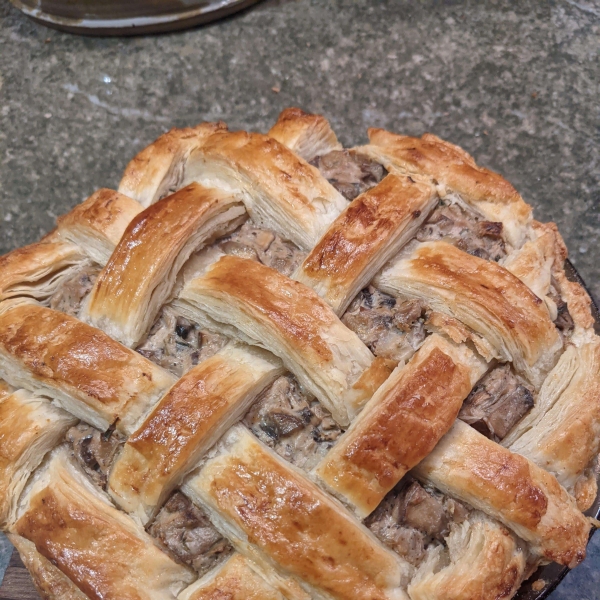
[366,478,470,567]
[417,198,506,262]
[244,375,343,471]
[48,262,101,317]
[310,150,388,200]
[342,286,428,364]
[217,221,307,277]
[136,308,229,377]
[66,422,125,490]
[148,491,233,577]
[459,364,534,442]
[547,281,575,339]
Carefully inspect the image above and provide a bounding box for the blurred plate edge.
[8,0,263,36]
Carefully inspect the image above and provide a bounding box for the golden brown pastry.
[504,340,600,511]
[314,334,485,517]
[10,448,194,600]
[0,239,86,303]
[180,128,348,249]
[294,173,437,314]
[267,106,342,162]
[407,513,527,600]
[357,129,532,248]
[376,240,562,387]
[0,299,175,433]
[119,122,227,207]
[8,534,91,600]
[183,426,412,600]
[81,183,246,347]
[108,345,283,523]
[56,188,144,264]
[0,110,597,600]
[0,188,142,306]
[178,554,285,600]
[0,388,76,526]
[120,120,348,250]
[176,254,392,426]
[413,420,590,567]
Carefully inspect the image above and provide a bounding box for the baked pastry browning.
[178,553,285,600]
[0,107,598,600]
[183,426,411,600]
[12,449,194,600]
[414,420,590,567]
[505,341,600,510]
[0,240,86,303]
[177,253,392,426]
[0,299,175,433]
[359,129,532,248]
[8,534,91,600]
[81,182,246,347]
[268,106,342,162]
[0,388,76,526]
[118,122,227,207]
[0,187,143,306]
[294,173,437,315]
[181,128,348,250]
[56,188,144,264]
[376,240,562,387]
[407,513,527,600]
[315,335,484,517]
[108,345,283,523]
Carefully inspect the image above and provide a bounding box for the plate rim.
[8,0,263,36]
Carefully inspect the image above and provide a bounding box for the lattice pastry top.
[0,107,598,600]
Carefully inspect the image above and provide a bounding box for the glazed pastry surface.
[0,107,597,600]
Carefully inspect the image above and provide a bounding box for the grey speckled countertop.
[0,0,599,598]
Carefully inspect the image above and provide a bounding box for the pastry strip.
[181,129,348,250]
[294,173,437,314]
[0,299,175,434]
[376,240,562,387]
[502,224,556,304]
[0,389,76,526]
[178,554,285,600]
[268,107,342,162]
[109,345,283,523]
[56,188,144,264]
[119,122,227,207]
[315,334,485,517]
[82,182,246,347]
[358,129,532,248]
[0,239,86,303]
[8,534,91,600]
[407,513,527,600]
[504,341,600,510]
[0,188,142,303]
[413,419,590,567]
[183,426,411,600]
[11,449,194,600]
[176,254,392,426]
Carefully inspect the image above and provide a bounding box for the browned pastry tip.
[56,188,144,249]
[367,129,529,215]
[268,106,342,162]
[0,300,174,434]
[316,335,480,517]
[119,121,228,206]
[82,181,246,346]
[178,554,285,600]
[296,173,437,314]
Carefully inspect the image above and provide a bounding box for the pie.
[0,107,598,600]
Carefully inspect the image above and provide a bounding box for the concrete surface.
[0,0,598,597]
